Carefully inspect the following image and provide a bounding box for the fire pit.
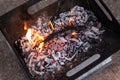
[0,0,120,80]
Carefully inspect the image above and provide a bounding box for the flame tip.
[24,21,28,30]
[49,21,55,30]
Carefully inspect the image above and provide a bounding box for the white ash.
[15,5,105,79]
[29,5,96,37]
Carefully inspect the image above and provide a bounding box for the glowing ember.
[25,28,34,44]
[71,31,77,36]
[49,21,55,30]
[32,31,44,42]
[25,27,44,49]
[38,42,44,53]
[68,17,74,26]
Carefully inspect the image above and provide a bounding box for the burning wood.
[24,21,28,30]
[15,5,105,80]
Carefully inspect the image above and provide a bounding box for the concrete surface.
[0,0,120,80]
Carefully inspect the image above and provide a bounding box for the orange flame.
[38,42,44,52]
[25,28,44,46]
[24,21,28,30]
[32,31,44,42]
[25,28,34,44]
[71,31,77,36]
[24,21,46,53]
[49,21,55,30]
[36,33,44,41]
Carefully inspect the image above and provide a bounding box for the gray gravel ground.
[0,0,120,80]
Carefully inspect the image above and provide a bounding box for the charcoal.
[91,26,100,34]
[59,61,65,66]
[37,18,42,27]
[87,10,97,22]
[35,64,40,71]
[85,30,98,39]
[44,58,53,67]
[15,5,105,79]
[78,40,84,46]
[59,37,67,43]
[59,12,69,18]
[82,42,91,52]
[52,52,61,61]
[23,51,30,58]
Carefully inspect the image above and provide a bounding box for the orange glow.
[38,42,44,52]
[68,18,73,26]
[24,21,28,30]
[32,31,44,42]
[24,21,45,53]
[49,21,55,30]
[71,31,77,36]
[25,28,34,44]
[36,33,44,41]
[25,28,45,47]
[68,10,74,26]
